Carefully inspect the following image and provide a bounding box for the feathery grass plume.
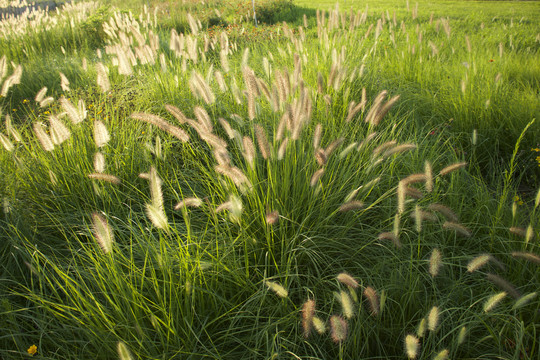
[215,165,251,189]
[174,197,203,210]
[33,122,54,151]
[357,132,377,150]
[372,140,397,157]
[312,316,326,334]
[402,173,427,185]
[59,72,70,92]
[265,280,288,298]
[427,306,440,331]
[147,166,163,210]
[117,341,133,360]
[220,50,230,73]
[414,205,423,232]
[339,201,364,212]
[93,120,110,148]
[227,194,243,224]
[378,232,401,248]
[337,290,354,319]
[92,212,114,254]
[146,203,169,230]
[40,97,54,108]
[363,286,379,315]
[405,186,423,199]
[525,225,534,244]
[439,162,467,176]
[94,152,105,173]
[214,148,230,166]
[214,70,227,92]
[457,326,467,345]
[242,136,257,168]
[218,118,235,139]
[60,97,83,124]
[442,221,471,237]
[512,292,538,310]
[49,115,71,145]
[131,113,189,142]
[96,62,110,93]
[467,254,492,272]
[339,142,358,159]
[277,138,289,160]
[310,168,325,187]
[302,300,316,338]
[535,187,540,209]
[486,274,520,299]
[330,315,348,343]
[254,124,271,160]
[433,349,449,360]
[483,291,506,312]
[165,104,188,124]
[88,173,121,184]
[5,115,21,143]
[313,123,322,150]
[509,227,526,238]
[417,318,426,338]
[428,203,458,222]
[324,137,344,158]
[511,251,540,265]
[372,94,400,126]
[247,92,256,121]
[397,181,406,214]
[35,87,48,103]
[193,106,214,133]
[424,161,433,192]
[0,132,14,151]
[215,200,231,213]
[383,143,416,158]
[405,334,419,359]
[429,248,442,277]
[337,273,359,289]
[0,77,12,97]
[189,71,215,105]
[266,210,279,225]
[346,100,366,123]
[315,148,327,166]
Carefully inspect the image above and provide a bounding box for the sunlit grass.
[0,0,539,359]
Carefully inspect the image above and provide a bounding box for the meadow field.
[0,0,539,358]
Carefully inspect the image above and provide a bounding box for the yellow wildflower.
[513,195,524,206]
[531,148,540,152]
[27,344,37,355]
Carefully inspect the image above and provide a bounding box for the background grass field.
[1,0,539,359]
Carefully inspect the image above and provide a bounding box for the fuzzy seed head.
[265,281,288,298]
[433,349,449,360]
[439,161,467,176]
[483,291,506,312]
[94,120,110,148]
[312,316,326,334]
[442,221,471,237]
[512,292,537,310]
[417,318,426,338]
[94,152,105,173]
[310,168,325,187]
[337,273,359,289]
[429,248,442,277]
[117,342,133,360]
[405,334,419,359]
[511,251,540,265]
[427,306,439,331]
[92,212,114,253]
[302,300,316,338]
[486,273,520,299]
[457,326,467,345]
[364,286,379,315]
[330,315,348,343]
[174,197,203,210]
[467,254,491,272]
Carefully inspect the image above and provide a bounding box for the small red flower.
[489,59,494,62]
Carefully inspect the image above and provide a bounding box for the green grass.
[1,0,539,359]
